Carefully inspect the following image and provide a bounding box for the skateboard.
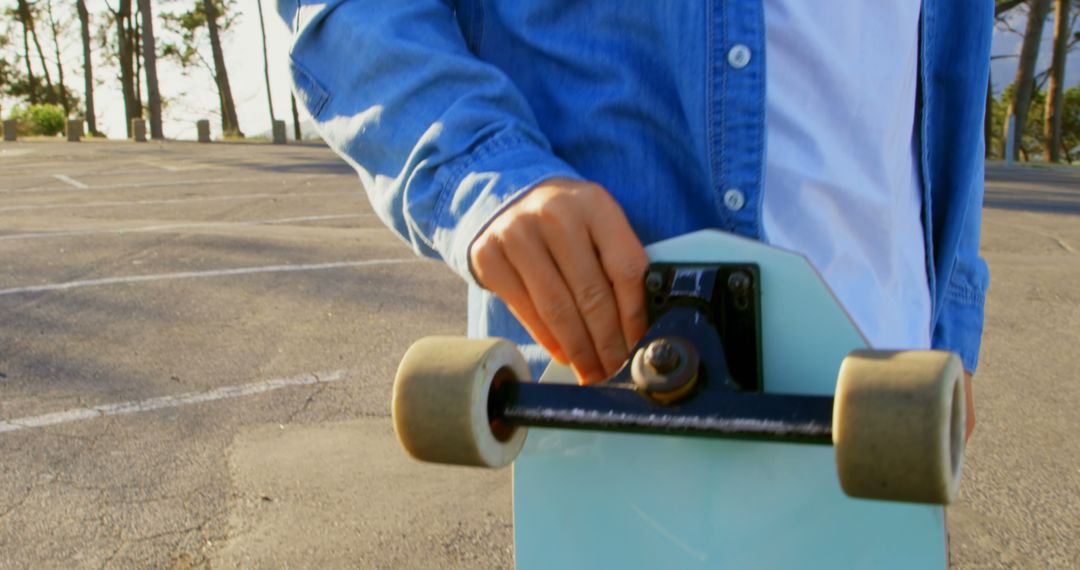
[392,230,965,569]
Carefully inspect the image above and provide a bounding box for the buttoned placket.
[710,0,766,238]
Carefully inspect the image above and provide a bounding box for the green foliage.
[3,75,81,113]
[0,56,21,93]
[161,0,238,70]
[1062,85,1080,162]
[6,104,67,136]
[992,83,1049,161]
[991,80,1080,164]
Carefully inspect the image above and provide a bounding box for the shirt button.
[727,44,752,69]
[723,188,746,211]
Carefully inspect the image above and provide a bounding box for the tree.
[17,0,57,105]
[107,0,139,137]
[1003,0,1052,161]
[997,0,1030,15]
[138,0,163,139]
[76,0,98,135]
[256,0,275,124]
[204,0,241,137]
[1061,85,1080,161]
[13,0,39,104]
[994,83,1050,160]
[133,7,142,110]
[162,0,243,138]
[291,92,302,140]
[1,16,27,101]
[1043,0,1077,161]
[43,0,71,115]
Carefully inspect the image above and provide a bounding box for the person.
[278,1,990,437]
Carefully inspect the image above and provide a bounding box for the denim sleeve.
[931,160,990,374]
[279,0,581,285]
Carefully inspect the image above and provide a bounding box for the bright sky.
[2,3,1078,141]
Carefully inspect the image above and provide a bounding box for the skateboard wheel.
[833,350,965,504]
[392,336,529,468]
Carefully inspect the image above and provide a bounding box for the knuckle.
[537,195,575,226]
[612,255,649,285]
[563,343,594,365]
[500,218,533,245]
[574,281,611,316]
[540,296,579,327]
[470,237,500,268]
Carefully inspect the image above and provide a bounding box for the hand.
[964,371,975,442]
[469,178,650,384]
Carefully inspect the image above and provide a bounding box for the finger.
[472,237,568,363]
[503,223,606,384]
[587,197,650,350]
[540,216,628,377]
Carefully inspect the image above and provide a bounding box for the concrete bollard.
[3,120,16,142]
[67,119,83,142]
[272,120,287,144]
[131,118,147,142]
[197,120,211,143]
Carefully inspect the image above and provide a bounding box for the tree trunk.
[45,0,69,115]
[20,0,56,104]
[1003,0,1051,161]
[17,3,38,104]
[204,0,242,137]
[291,93,302,141]
[1043,0,1069,162]
[985,73,994,159]
[131,10,142,114]
[257,0,276,124]
[138,0,163,139]
[77,0,97,135]
[116,0,138,138]
[996,0,1028,16]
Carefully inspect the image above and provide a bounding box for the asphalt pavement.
[0,141,1076,569]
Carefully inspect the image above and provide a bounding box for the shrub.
[6,104,66,136]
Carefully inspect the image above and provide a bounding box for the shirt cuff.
[429,133,582,288]
[932,280,988,374]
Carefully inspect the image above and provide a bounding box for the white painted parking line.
[52,174,89,189]
[0,370,348,434]
[0,163,212,180]
[0,191,354,213]
[0,258,421,297]
[0,214,373,242]
[1,173,344,195]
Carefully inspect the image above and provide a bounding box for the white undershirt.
[761,1,931,349]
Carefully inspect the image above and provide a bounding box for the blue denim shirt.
[280,1,991,374]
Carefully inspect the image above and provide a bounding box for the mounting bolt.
[645,271,664,293]
[643,339,681,374]
[728,271,751,295]
[631,336,700,404]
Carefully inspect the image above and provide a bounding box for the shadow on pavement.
[984,165,1080,216]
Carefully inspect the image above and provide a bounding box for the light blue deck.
[513,230,946,569]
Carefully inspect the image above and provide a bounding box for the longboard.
[393,230,964,569]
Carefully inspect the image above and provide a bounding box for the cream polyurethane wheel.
[833,349,966,505]
[392,336,530,468]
